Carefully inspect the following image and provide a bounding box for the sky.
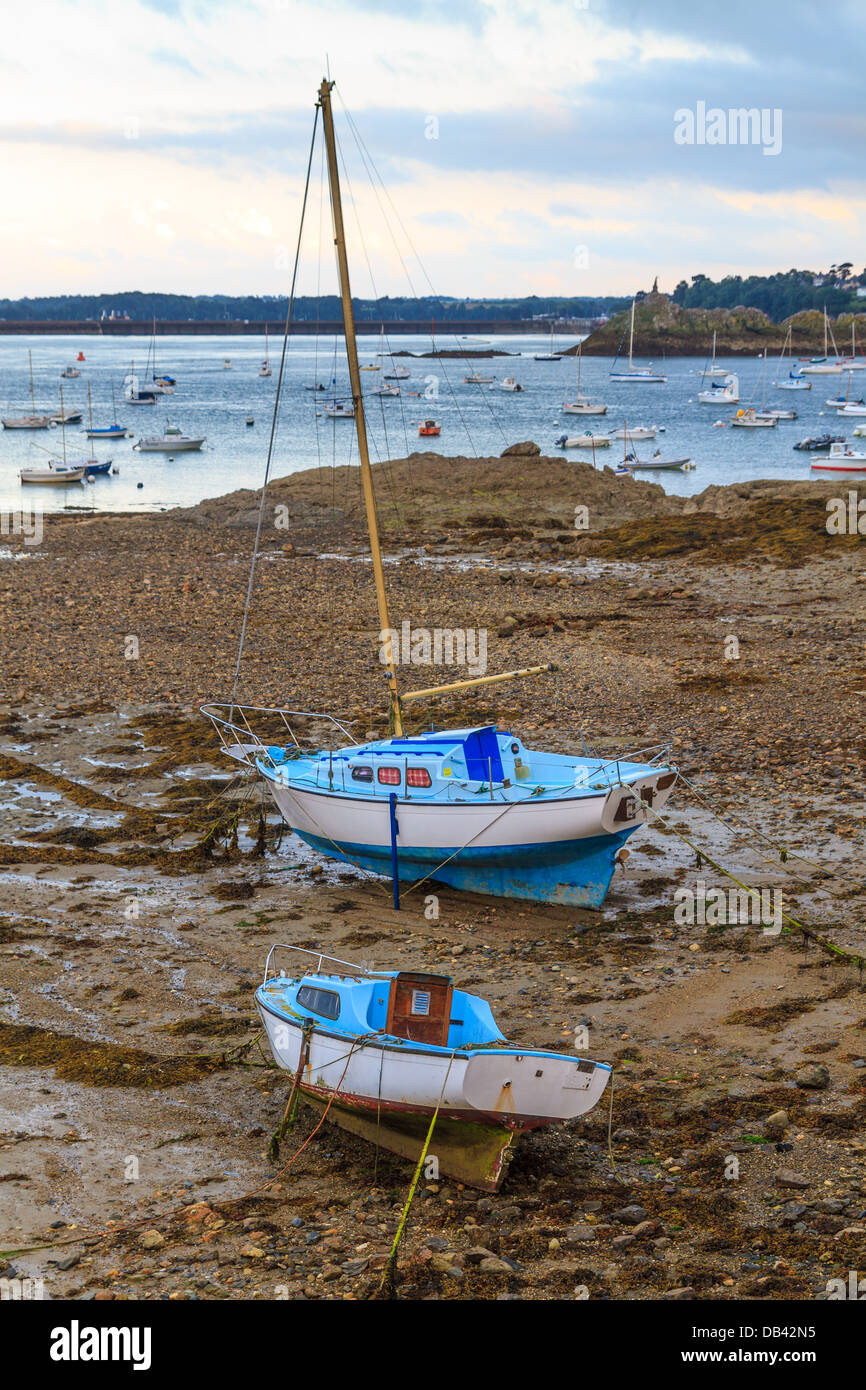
[2,0,865,298]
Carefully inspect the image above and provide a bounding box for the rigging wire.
[230,103,320,711]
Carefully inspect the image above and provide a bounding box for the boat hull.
[257,999,611,1189]
[263,775,662,905]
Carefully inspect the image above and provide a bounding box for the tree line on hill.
[672,266,865,319]
[0,293,628,323]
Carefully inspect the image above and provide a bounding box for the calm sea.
[0,332,851,515]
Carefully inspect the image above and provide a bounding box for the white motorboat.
[756,407,797,421]
[698,373,739,404]
[836,402,866,418]
[613,424,657,440]
[133,424,206,452]
[622,450,691,471]
[609,299,666,382]
[60,365,80,379]
[495,377,524,392]
[555,432,611,449]
[370,384,400,397]
[384,364,410,380]
[324,399,355,418]
[810,441,866,474]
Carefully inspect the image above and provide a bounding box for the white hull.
[258,1005,610,1125]
[562,402,607,415]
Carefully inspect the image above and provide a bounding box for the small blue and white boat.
[257,945,612,1189]
[203,77,679,911]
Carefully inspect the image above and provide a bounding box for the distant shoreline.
[0,319,594,337]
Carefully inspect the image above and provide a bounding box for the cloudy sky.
[2,0,865,298]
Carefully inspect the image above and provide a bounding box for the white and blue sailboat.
[609,298,666,382]
[203,80,678,910]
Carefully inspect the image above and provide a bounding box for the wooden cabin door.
[385,973,453,1046]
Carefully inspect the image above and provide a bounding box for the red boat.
[418,419,440,436]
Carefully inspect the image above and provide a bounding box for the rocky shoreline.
[575,294,866,358]
[1,452,864,1301]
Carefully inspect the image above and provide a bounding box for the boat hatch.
[385,972,452,1046]
[389,725,504,783]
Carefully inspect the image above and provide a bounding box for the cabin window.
[406,767,432,788]
[377,767,401,785]
[351,765,373,782]
[296,986,340,1020]
[411,990,431,1016]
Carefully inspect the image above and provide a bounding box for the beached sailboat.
[609,299,666,382]
[562,343,607,414]
[256,944,612,1191]
[203,79,677,912]
[2,350,52,429]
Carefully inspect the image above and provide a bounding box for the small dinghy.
[463,373,494,384]
[257,945,612,1191]
[793,433,844,451]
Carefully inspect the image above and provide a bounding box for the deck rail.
[262,942,384,985]
[200,702,359,769]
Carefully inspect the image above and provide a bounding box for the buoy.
[137,482,143,489]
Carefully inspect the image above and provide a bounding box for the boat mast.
[28,349,36,413]
[318,78,403,735]
[628,299,635,371]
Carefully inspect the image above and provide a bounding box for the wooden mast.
[317,77,552,736]
[318,77,403,735]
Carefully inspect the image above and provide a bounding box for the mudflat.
[1,452,864,1301]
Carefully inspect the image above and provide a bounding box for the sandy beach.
[1,450,864,1301]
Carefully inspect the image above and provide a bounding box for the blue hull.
[293,827,633,906]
